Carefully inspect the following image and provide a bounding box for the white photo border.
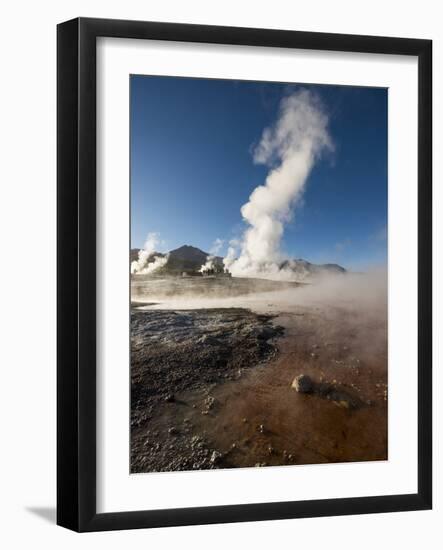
[96,37,418,513]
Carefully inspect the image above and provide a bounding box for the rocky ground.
[131,293,387,473]
[131,307,284,472]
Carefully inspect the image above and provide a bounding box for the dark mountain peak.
[320,263,346,273]
[172,245,200,253]
[174,245,200,251]
[278,258,346,278]
[169,245,208,262]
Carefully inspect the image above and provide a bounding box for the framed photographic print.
[57,17,432,531]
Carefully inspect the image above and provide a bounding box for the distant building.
[201,266,232,278]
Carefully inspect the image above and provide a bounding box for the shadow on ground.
[26,507,56,524]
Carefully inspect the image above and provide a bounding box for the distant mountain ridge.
[131,245,223,275]
[279,258,346,278]
[130,244,345,278]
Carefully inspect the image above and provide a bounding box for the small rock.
[257,424,265,433]
[168,427,178,436]
[210,450,222,465]
[291,374,313,393]
[164,393,175,402]
[191,435,202,447]
[204,396,216,409]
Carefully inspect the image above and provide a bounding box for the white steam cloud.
[224,89,333,278]
[131,232,169,275]
[199,238,224,273]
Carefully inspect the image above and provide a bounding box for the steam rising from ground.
[199,238,224,273]
[134,270,387,321]
[131,232,169,275]
[225,89,333,279]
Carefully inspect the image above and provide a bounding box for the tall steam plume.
[131,232,169,274]
[224,89,333,278]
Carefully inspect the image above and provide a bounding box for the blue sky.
[131,75,387,270]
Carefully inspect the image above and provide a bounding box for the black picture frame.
[57,17,432,532]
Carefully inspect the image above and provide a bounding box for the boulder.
[292,374,313,393]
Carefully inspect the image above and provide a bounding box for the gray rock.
[291,374,313,393]
[204,396,216,409]
[209,450,222,465]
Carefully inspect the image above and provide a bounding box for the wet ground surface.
[203,306,387,468]
[131,275,302,301]
[131,307,284,472]
[131,300,387,473]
